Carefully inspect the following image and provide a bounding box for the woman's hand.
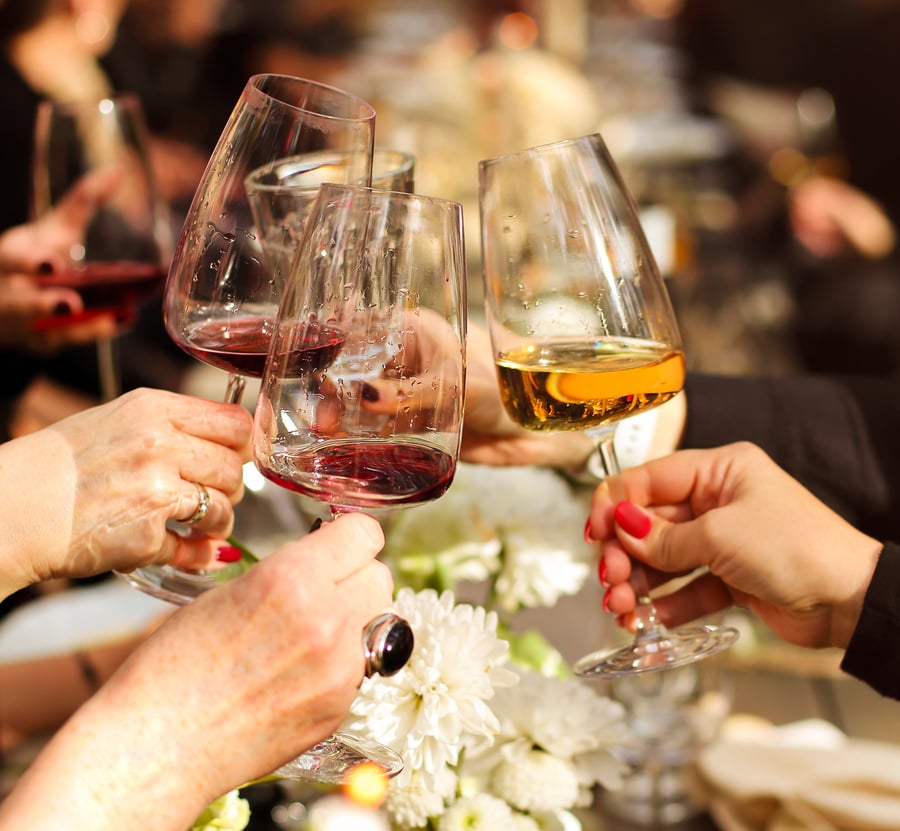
[0,388,253,597]
[0,513,395,831]
[589,441,882,650]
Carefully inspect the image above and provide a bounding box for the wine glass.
[253,181,466,517]
[31,94,171,402]
[478,133,738,677]
[119,74,376,605]
[251,181,465,782]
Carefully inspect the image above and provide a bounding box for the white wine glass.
[31,94,170,402]
[478,133,738,677]
[119,74,376,606]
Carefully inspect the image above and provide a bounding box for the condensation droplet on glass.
[567,229,582,239]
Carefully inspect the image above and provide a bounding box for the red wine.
[180,316,345,377]
[259,438,456,509]
[34,261,165,328]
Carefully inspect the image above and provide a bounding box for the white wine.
[496,338,685,431]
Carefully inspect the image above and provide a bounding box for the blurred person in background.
[674,0,900,374]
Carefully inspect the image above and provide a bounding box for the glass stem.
[224,373,247,405]
[595,429,667,643]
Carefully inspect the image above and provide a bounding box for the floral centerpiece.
[193,462,628,830]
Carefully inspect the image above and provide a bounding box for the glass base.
[573,623,739,679]
[274,732,404,784]
[116,554,255,606]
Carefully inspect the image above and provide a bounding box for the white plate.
[0,578,170,662]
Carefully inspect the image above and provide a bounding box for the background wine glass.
[31,94,171,402]
[478,133,738,677]
[119,74,376,606]
[250,181,465,782]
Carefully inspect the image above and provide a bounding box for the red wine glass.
[31,94,171,401]
[479,134,738,677]
[253,181,466,519]
[249,182,465,783]
[119,74,375,605]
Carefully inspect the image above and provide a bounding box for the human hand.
[0,388,252,597]
[0,168,127,351]
[588,442,882,650]
[0,513,394,830]
[460,321,597,468]
[788,175,896,260]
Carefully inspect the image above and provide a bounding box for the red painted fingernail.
[615,501,651,539]
[584,517,594,543]
[598,558,608,587]
[216,545,242,563]
[602,590,612,613]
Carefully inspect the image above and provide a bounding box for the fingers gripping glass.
[478,133,738,677]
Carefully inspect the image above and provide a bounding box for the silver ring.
[363,613,414,678]
[184,482,211,525]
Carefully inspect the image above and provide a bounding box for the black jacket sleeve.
[841,542,900,699]
[682,373,900,541]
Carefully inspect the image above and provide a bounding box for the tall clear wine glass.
[253,181,466,518]
[252,181,465,781]
[479,133,738,678]
[119,74,376,606]
[31,94,171,402]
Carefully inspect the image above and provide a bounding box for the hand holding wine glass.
[30,94,171,400]
[122,74,376,606]
[478,133,737,677]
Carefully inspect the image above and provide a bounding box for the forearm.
[0,429,74,598]
[0,656,220,831]
[0,637,143,754]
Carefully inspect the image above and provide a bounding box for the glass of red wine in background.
[163,74,376,408]
[253,182,467,521]
[31,94,171,401]
[118,75,375,606]
[479,133,738,678]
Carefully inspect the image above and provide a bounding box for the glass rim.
[245,148,414,194]
[246,73,376,124]
[316,181,462,210]
[478,132,607,170]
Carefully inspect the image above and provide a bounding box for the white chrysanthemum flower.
[344,589,519,790]
[473,668,627,804]
[492,748,579,813]
[382,463,592,611]
[510,812,542,831]
[437,793,515,831]
[384,766,457,830]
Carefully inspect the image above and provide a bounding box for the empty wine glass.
[479,133,738,677]
[31,94,170,401]
[119,74,375,606]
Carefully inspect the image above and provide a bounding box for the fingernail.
[615,501,651,539]
[360,382,380,403]
[598,557,608,587]
[602,590,612,613]
[584,517,594,543]
[309,517,323,533]
[216,545,243,563]
[52,302,72,316]
[38,261,55,275]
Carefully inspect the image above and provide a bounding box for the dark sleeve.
[682,373,900,540]
[841,542,900,699]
